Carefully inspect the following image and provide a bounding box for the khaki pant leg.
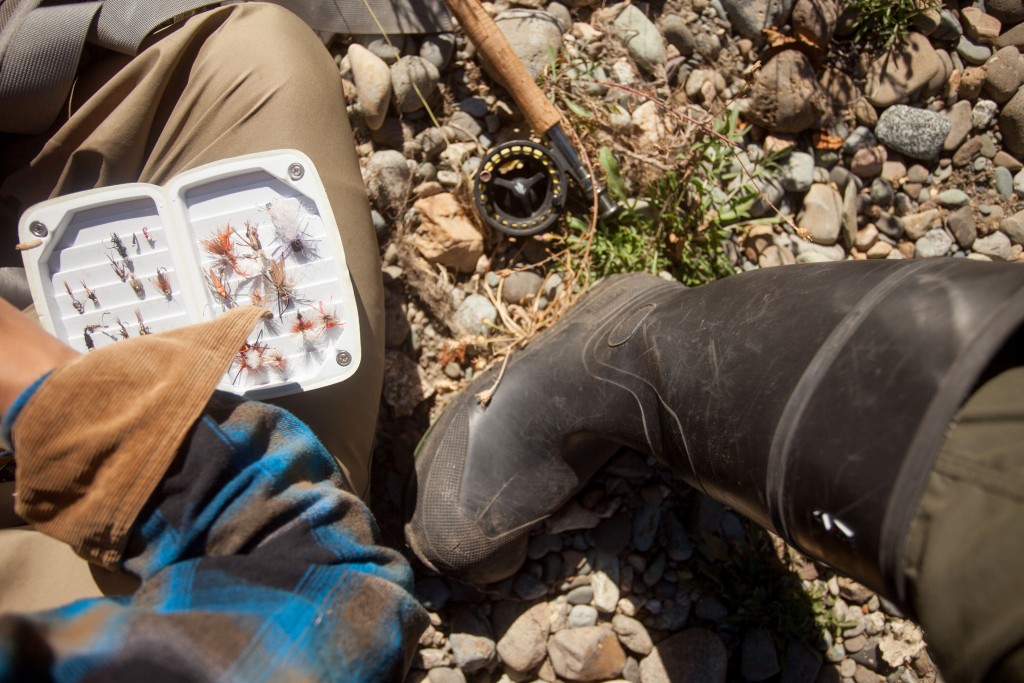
[903,366,1024,683]
[2,3,382,498]
[0,483,138,609]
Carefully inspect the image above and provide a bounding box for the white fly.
[265,197,318,257]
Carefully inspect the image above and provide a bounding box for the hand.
[0,297,79,416]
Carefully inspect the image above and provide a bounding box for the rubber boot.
[405,259,1024,606]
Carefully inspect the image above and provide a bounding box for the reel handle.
[444,0,561,134]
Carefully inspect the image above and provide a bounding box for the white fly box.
[17,150,361,399]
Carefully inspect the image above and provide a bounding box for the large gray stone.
[390,56,440,114]
[874,105,950,161]
[973,230,1014,259]
[798,183,844,245]
[453,294,497,336]
[915,228,954,258]
[865,33,944,107]
[780,151,816,192]
[614,5,666,74]
[492,10,563,80]
[747,51,827,133]
[719,0,796,42]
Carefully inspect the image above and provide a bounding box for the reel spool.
[474,140,567,236]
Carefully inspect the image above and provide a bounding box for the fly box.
[17,150,361,399]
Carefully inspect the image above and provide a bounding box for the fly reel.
[473,140,567,236]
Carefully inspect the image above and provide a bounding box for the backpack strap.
[0,1,102,134]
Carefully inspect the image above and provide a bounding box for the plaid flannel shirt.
[0,383,426,682]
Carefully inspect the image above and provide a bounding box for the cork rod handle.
[444,0,562,134]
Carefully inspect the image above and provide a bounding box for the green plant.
[561,106,767,287]
[844,0,941,50]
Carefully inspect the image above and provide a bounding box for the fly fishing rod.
[444,0,620,236]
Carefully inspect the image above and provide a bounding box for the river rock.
[943,100,973,151]
[957,36,992,65]
[781,151,815,192]
[792,0,839,47]
[1001,210,1024,244]
[661,14,695,56]
[500,271,545,304]
[915,228,954,258]
[493,10,563,80]
[850,145,887,178]
[453,295,497,335]
[938,188,970,208]
[748,51,827,133]
[614,5,666,73]
[348,44,392,131]
[999,23,1024,49]
[391,56,440,114]
[961,7,1001,45]
[874,105,950,161]
[865,33,943,107]
[450,633,496,673]
[420,33,456,71]
[997,167,1015,199]
[639,629,728,683]
[984,47,1024,104]
[354,34,403,64]
[973,230,1013,259]
[902,209,941,240]
[613,615,654,657]
[364,149,412,213]
[548,626,626,681]
[947,206,977,248]
[799,184,843,245]
[412,193,484,273]
[988,0,1024,24]
[719,0,796,42]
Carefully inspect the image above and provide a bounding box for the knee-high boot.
[405,259,1024,611]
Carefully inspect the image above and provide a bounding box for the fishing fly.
[151,267,172,298]
[128,271,145,297]
[267,256,299,318]
[107,254,128,282]
[266,197,319,257]
[64,281,84,314]
[105,232,128,259]
[205,267,234,306]
[83,324,102,351]
[135,309,152,335]
[201,224,248,276]
[80,279,99,306]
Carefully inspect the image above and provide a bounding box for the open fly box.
[17,150,361,399]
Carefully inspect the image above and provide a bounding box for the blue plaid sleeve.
[0,393,427,683]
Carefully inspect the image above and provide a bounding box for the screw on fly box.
[17,150,363,399]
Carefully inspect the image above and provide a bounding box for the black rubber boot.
[405,260,1024,605]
